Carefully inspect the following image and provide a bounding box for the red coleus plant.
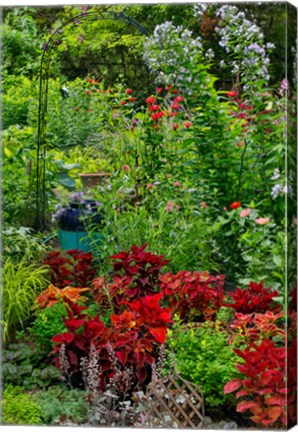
[35,284,89,309]
[44,249,97,288]
[224,338,287,427]
[92,244,169,311]
[51,293,172,392]
[51,298,114,390]
[228,310,285,345]
[225,281,281,314]
[110,293,172,382]
[160,270,225,321]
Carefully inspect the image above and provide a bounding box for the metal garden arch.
[36,9,149,230]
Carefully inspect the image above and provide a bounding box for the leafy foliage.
[51,290,172,393]
[224,300,288,427]
[225,281,281,314]
[167,317,239,410]
[2,226,46,264]
[2,341,61,389]
[44,249,97,288]
[224,339,287,427]
[35,284,90,309]
[1,259,49,344]
[33,385,91,425]
[1,385,44,425]
[160,270,225,322]
[29,302,68,354]
[92,243,169,311]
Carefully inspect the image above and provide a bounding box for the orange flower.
[230,201,241,209]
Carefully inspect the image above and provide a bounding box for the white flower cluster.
[270,169,293,199]
[214,5,274,90]
[143,21,208,87]
[193,3,208,19]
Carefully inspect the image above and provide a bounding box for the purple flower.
[279,79,289,93]
[42,43,49,51]
[78,34,85,43]
[71,191,84,201]
[82,5,88,13]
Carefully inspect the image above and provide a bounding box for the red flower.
[230,201,241,209]
[156,87,163,93]
[146,96,156,104]
[121,101,127,105]
[227,90,237,97]
[149,104,161,112]
[183,121,192,128]
[174,96,183,103]
[172,89,179,94]
[129,97,135,102]
[171,102,181,110]
[238,102,247,109]
[172,123,179,131]
[126,89,133,94]
[151,112,164,121]
[86,90,91,95]
[166,85,172,91]
[87,77,93,83]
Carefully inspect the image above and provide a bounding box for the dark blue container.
[57,200,104,252]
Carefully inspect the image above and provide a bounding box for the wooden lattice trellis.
[145,375,205,428]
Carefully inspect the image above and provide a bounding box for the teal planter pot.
[56,199,104,253]
[58,229,103,253]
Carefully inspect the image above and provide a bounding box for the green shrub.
[167,316,239,411]
[1,385,44,425]
[2,341,62,390]
[1,259,49,344]
[2,226,47,264]
[30,301,101,355]
[29,302,68,355]
[2,76,38,128]
[33,385,91,425]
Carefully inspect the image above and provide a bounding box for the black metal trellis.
[36,10,149,230]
